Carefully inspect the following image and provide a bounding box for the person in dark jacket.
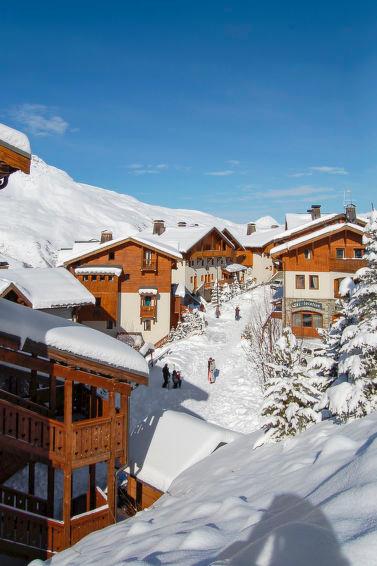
[172,369,179,388]
[162,363,170,388]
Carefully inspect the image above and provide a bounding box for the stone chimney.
[345,203,357,223]
[177,221,187,228]
[153,219,166,235]
[307,205,321,221]
[247,222,256,235]
[100,230,113,244]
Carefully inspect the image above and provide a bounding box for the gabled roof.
[270,222,364,256]
[59,234,182,266]
[225,225,285,249]
[285,212,337,231]
[0,267,95,309]
[0,298,149,379]
[0,122,31,157]
[142,225,235,254]
[279,213,367,244]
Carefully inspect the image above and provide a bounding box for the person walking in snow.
[215,305,221,318]
[162,363,170,388]
[208,357,216,383]
[235,306,240,320]
[176,370,182,388]
[172,369,179,389]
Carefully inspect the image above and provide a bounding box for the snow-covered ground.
[45,408,377,565]
[130,288,265,434]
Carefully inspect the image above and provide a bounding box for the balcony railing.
[191,250,230,259]
[329,257,367,273]
[141,260,157,271]
[140,305,157,319]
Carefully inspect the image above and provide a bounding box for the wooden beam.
[0,144,31,174]
[0,346,51,373]
[63,378,73,547]
[107,390,116,521]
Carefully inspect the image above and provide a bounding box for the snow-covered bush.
[220,282,232,303]
[168,309,206,341]
[318,212,377,421]
[231,275,241,297]
[261,327,320,443]
[211,280,221,305]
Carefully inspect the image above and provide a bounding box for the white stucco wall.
[172,258,229,293]
[284,271,351,300]
[119,292,171,344]
[251,252,274,284]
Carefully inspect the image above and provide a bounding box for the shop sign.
[292,300,323,310]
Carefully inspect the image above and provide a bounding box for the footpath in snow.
[131,287,266,434]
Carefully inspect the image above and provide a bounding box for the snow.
[173,282,186,298]
[75,266,122,277]
[270,222,364,255]
[0,279,11,295]
[139,342,155,356]
[128,410,241,492]
[143,225,234,254]
[285,212,337,230]
[339,276,355,297]
[44,410,377,566]
[0,298,149,377]
[232,226,285,249]
[1,156,242,268]
[130,288,265,434]
[138,288,158,295]
[0,267,94,309]
[0,122,31,156]
[223,263,247,273]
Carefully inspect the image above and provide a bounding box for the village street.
[131,288,266,434]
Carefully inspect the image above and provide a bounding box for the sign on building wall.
[292,300,323,310]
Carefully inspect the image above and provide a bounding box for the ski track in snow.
[131,288,265,434]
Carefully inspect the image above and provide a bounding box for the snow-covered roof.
[0,122,31,156]
[59,234,182,266]
[143,225,234,254]
[75,266,122,277]
[138,288,158,295]
[229,226,285,249]
[0,280,11,295]
[285,212,337,230]
[223,263,247,273]
[128,410,241,492]
[0,298,149,378]
[0,267,95,309]
[139,342,155,357]
[172,282,186,298]
[270,222,364,255]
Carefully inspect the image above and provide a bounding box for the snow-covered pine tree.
[220,282,232,303]
[231,275,241,297]
[168,309,206,341]
[261,327,320,443]
[211,280,221,306]
[321,211,377,420]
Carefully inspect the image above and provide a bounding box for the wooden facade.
[0,330,146,560]
[126,475,163,513]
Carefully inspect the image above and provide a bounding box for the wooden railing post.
[63,378,73,548]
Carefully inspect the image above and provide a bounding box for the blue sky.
[2,1,376,223]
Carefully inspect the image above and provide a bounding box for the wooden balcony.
[140,305,157,319]
[0,485,48,516]
[0,399,126,468]
[141,260,157,272]
[329,257,367,273]
[191,250,230,259]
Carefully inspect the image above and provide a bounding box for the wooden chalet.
[0,299,148,560]
[0,123,31,189]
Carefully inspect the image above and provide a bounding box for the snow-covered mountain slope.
[0,156,264,267]
[44,411,377,566]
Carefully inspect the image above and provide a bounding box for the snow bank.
[0,299,148,377]
[0,122,31,155]
[128,410,242,492]
[0,267,94,308]
[44,411,377,566]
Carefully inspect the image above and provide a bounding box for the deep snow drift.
[45,410,377,565]
[0,156,249,267]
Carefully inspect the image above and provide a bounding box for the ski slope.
[130,288,265,434]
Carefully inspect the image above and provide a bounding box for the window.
[295,275,305,289]
[304,248,311,260]
[109,275,113,282]
[309,275,319,290]
[109,251,115,260]
[83,275,88,281]
[336,248,345,259]
[190,276,193,283]
[92,275,97,281]
[211,273,214,281]
[144,249,152,265]
[354,248,364,259]
[144,296,152,307]
[292,312,323,329]
[106,320,113,330]
[334,277,345,298]
[302,313,312,327]
[144,320,152,331]
[292,313,301,327]
[95,297,101,307]
[100,275,105,281]
[201,275,204,282]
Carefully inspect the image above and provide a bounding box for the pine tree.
[323,211,377,420]
[231,275,241,297]
[221,282,232,303]
[261,327,320,443]
[168,309,206,341]
[211,280,221,306]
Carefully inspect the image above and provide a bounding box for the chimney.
[177,221,187,228]
[307,205,321,221]
[345,203,357,223]
[100,230,113,244]
[153,219,165,235]
[247,222,256,235]
[270,224,279,229]
[0,260,9,270]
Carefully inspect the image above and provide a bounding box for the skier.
[215,305,221,318]
[162,363,170,388]
[235,306,240,320]
[208,357,216,384]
